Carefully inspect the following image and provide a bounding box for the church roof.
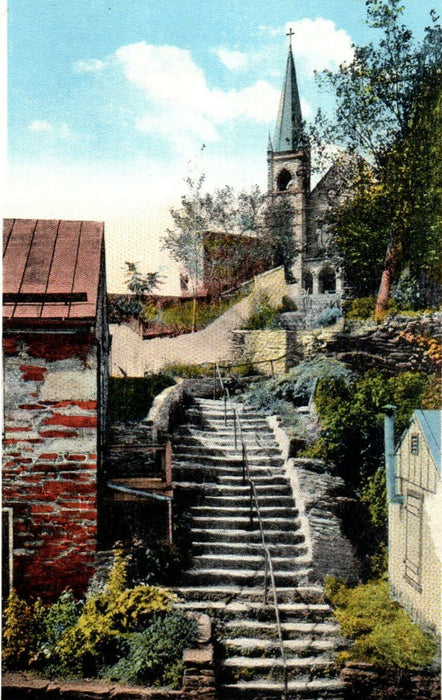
[273,46,304,153]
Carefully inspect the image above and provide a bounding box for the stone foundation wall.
[297,314,441,374]
[231,330,296,374]
[340,662,441,699]
[3,333,100,600]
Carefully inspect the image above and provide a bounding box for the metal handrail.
[231,404,288,698]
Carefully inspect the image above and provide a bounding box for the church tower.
[267,36,310,292]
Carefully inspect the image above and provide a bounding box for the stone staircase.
[173,398,345,699]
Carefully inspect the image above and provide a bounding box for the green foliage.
[281,295,298,312]
[43,590,82,648]
[312,307,342,327]
[344,297,377,320]
[108,374,175,422]
[325,577,437,668]
[161,290,245,332]
[2,590,42,669]
[313,370,429,485]
[100,612,198,687]
[264,196,298,281]
[243,291,280,330]
[163,362,214,378]
[116,263,163,318]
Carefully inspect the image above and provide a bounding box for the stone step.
[181,566,312,587]
[175,600,333,622]
[219,678,344,699]
[173,454,284,468]
[204,483,292,497]
[191,516,301,531]
[174,586,326,605]
[224,619,340,640]
[191,553,310,571]
[190,528,304,544]
[220,654,335,681]
[173,443,281,456]
[216,474,289,485]
[191,541,308,558]
[177,429,275,444]
[224,636,340,657]
[191,506,298,518]
[202,494,295,507]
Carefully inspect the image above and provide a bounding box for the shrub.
[281,295,298,312]
[325,577,437,669]
[108,374,175,421]
[2,591,42,669]
[100,612,198,687]
[344,296,377,319]
[312,306,342,327]
[162,362,213,378]
[242,291,280,330]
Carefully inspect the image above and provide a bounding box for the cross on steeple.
[286,27,295,48]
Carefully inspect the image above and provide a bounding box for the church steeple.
[273,44,304,153]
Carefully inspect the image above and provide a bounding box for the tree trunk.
[375,241,400,322]
[192,293,197,332]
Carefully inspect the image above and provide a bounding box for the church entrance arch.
[318,266,336,294]
[276,169,292,192]
[302,271,313,294]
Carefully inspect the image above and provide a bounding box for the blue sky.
[5,0,438,292]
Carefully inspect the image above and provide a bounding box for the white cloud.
[28,120,76,140]
[258,25,282,37]
[115,42,279,152]
[285,18,354,73]
[73,58,105,73]
[213,47,248,71]
[29,120,53,133]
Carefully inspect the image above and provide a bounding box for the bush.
[100,612,198,687]
[325,577,437,669]
[108,374,175,421]
[344,296,377,319]
[312,306,342,327]
[2,591,43,670]
[161,291,245,332]
[242,291,280,330]
[281,295,298,312]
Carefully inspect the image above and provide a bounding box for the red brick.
[65,454,87,461]
[31,504,55,514]
[39,453,59,459]
[19,365,47,381]
[26,334,94,363]
[53,400,97,410]
[89,453,97,459]
[6,426,32,432]
[3,337,18,356]
[44,414,97,428]
[39,429,78,438]
[19,404,44,410]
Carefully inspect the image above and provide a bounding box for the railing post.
[270,359,274,377]
[242,442,246,484]
[164,437,172,487]
[264,553,269,605]
[249,481,253,527]
[234,412,237,450]
[224,394,227,426]
[213,364,217,400]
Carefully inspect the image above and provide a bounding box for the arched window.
[276,169,292,192]
[303,271,313,294]
[318,267,336,294]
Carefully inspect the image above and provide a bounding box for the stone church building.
[267,43,349,298]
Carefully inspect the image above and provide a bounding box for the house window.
[404,491,423,591]
[410,434,419,455]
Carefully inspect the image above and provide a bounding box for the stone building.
[387,408,441,635]
[2,219,109,601]
[267,44,352,298]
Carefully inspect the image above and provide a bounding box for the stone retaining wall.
[298,314,441,374]
[340,661,441,699]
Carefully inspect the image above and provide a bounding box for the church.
[267,40,349,299]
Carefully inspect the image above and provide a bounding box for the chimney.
[383,405,405,505]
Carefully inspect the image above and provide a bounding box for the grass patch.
[160,290,246,331]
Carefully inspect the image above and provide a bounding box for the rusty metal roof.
[3,219,104,322]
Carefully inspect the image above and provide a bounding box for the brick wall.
[3,333,100,601]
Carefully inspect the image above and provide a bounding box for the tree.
[116,262,163,319]
[264,195,298,283]
[163,175,207,331]
[313,0,442,317]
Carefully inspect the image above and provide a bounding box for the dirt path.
[110,295,253,376]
